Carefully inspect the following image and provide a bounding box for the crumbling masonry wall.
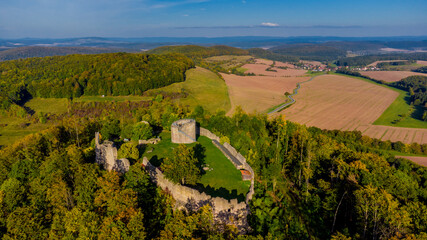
[142,157,250,232]
[95,132,130,173]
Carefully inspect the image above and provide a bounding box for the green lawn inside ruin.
[144,131,250,201]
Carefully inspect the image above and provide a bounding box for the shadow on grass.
[411,104,425,121]
[149,155,164,167]
[190,183,246,202]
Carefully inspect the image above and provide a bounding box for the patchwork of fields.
[242,59,307,77]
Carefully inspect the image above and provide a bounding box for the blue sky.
[1,0,426,38]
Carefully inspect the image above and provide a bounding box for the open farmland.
[417,60,427,66]
[277,74,427,144]
[359,71,427,82]
[221,73,309,114]
[243,58,307,77]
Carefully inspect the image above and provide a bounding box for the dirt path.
[267,74,324,114]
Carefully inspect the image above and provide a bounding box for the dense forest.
[391,75,427,106]
[0,53,194,110]
[336,52,427,67]
[0,98,426,239]
[0,46,128,62]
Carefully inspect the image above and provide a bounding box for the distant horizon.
[1,0,426,38]
[2,35,427,40]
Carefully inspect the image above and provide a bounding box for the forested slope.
[0,100,426,239]
[0,53,194,110]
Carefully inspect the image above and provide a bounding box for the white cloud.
[261,22,279,27]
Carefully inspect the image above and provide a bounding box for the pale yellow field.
[276,75,427,144]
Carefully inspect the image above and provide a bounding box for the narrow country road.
[268,74,324,114]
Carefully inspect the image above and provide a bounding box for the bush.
[132,122,153,141]
[100,117,121,140]
[118,142,139,161]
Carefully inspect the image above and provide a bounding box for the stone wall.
[142,157,250,232]
[138,137,161,145]
[199,127,220,142]
[200,129,255,204]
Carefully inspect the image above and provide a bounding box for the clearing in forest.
[146,67,231,113]
[277,74,427,144]
[359,71,427,82]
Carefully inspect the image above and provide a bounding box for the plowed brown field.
[417,60,427,66]
[276,75,427,144]
[360,71,427,82]
[221,73,309,114]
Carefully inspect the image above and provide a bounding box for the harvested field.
[417,60,427,66]
[396,156,427,167]
[243,58,307,77]
[276,74,427,144]
[221,73,309,114]
[359,71,427,82]
[275,61,296,69]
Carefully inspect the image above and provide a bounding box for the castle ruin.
[95,132,130,173]
[171,119,196,144]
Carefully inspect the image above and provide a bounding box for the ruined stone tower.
[171,119,196,144]
[95,132,130,173]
